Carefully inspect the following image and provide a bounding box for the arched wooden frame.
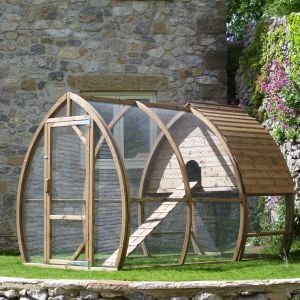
[93,106,203,259]
[137,111,185,256]
[134,106,248,261]
[136,101,193,265]
[190,108,248,260]
[17,93,294,270]
[16,92,131,270]
[92,104,199,264]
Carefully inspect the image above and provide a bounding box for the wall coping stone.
[1,277,300,298]
[68,74,169,92]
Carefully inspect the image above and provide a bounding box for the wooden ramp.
[102,182,198,267]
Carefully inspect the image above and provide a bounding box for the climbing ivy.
[288,13,300,80]
[238,13,300,142]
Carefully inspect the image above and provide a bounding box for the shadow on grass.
[0,251,20,256]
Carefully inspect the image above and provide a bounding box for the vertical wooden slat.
[44,123,52,263]
[85,124,90,261]
[67,92,72,117]
[88,120,95,267]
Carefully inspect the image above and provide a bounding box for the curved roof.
[82,94,293,196]
[190,103,293,195]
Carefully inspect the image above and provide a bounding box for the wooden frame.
[17,93,130,270]
[16,92,295,270]
[136,101,194,265]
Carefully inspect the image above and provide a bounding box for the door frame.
[44,115,94,268]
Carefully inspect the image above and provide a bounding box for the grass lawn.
[0,248,300,281]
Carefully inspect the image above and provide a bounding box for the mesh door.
[50,124,87,262]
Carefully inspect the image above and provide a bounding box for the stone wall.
[1,277,300,300]
[0,0,227,251]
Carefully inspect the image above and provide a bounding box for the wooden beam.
[82,95,190,112]
[131,197,241,203]
[71,240,86,261]
[87,119,95,267]
[72,126,87,145]
[44,123,52,264]
[247,231,285,237]
[67,93,72,116]
[47,115,90,123]
[49,215,86,221]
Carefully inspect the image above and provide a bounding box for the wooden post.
[281,193,294,256]
[67,92,72,116]
[87,120,95,267]
[44,123,52,263]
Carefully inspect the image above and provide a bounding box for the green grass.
[1,248,300,281]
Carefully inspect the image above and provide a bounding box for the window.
[82,92,157,169]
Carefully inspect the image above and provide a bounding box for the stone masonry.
[0,0,227,251]
[1,277,300,300]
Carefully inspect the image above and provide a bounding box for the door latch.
[45,178,51,194]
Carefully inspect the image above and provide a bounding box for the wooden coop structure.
[17,92,294,270]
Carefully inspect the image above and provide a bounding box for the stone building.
[0,0,227,251]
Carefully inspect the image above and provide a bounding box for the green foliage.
[288,13,300,80]
[226,0,267,37]
[239,22,268,113]
[251,197,285,247]
[226,0,300,38]
[264,0,300,17]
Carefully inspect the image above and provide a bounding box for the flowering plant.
[265,195,281,211]
[259,59,300,142]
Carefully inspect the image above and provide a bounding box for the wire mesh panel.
[190,202,240,261]
[88,103,123,267]
[125,141,187,267]
[244,236,285,259]
[144,108,240,262]
[23,136,44,263]
[50,124,87,262]
[244,195,286,258]
[93,134,123,267]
